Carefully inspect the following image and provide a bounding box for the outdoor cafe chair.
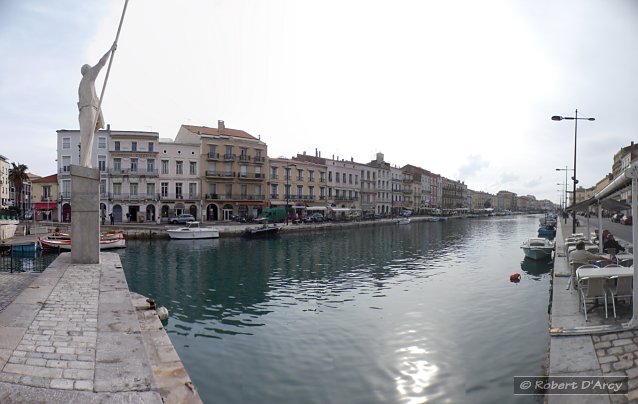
[567,263,597,291]
[620,258,633,267]
[608,275,633,319]
[577,275,609,321]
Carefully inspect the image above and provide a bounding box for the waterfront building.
[423,170,442,210]
[0,155,9,208]
[108,130,160,223]
[368,153,391,216]
[57,128,109,222]
[611,142,638,207]
[389,165,404,216]
[327,157,361,211]
[31,174,58,221]
[496,190,517,212]
[56,127,160,223]
[156,138,200,222]
[269,157,327,218]
[471,190,496,211]
[175,120,268,221]
[441,177,468,211]
[517,195,537,212]
[359,163,376,216]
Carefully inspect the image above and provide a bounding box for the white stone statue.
[78,43,117,168]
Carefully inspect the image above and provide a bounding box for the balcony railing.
[207,152,220,160]
[158,193,200,201]
[238,155,251,161]
[203,194,266,201]
[223,154,235,161]
[205,170,235,178]
[253,156,265,163]
[109,193,160,201]
[109,168,159,176]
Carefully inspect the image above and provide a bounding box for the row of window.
[62,137,157,152]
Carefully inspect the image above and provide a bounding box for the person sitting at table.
[569,241,607,265]
[603,233,625,254]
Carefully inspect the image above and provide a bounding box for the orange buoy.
[510,273,521,282]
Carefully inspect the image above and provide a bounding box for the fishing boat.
[38,235,126,251]
[397,217,411,225]
[521,237,554,260]
[241,224,280,239]
[167,221,219,239]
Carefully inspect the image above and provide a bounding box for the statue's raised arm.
[77,42,116,168]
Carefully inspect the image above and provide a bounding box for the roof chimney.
[218,120,225,131]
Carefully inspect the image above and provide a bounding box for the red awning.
[34,202,57,209]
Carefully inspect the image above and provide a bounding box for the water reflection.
[119,216,550,404]
[520,257,553,279]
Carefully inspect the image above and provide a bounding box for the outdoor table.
[577,265,633,280]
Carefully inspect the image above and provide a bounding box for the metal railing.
[0,251,58,273]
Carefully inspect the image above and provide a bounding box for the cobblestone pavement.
[593,331,638,403]
[0,273,40,313]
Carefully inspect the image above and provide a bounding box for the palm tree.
[8,162,29,217]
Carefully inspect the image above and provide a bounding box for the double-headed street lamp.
[552,109,595,234]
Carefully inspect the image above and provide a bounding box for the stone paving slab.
[0,252,202,403]
[0,273,40,312]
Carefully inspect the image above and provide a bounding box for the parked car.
[621,215,633,225]
[169,214,195,224]
[303,213,325,223]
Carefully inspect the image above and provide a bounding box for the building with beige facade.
[269,157,327,218]
[176,120,268,221]
[31,174,58,221]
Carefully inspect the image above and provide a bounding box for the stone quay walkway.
[0,252,201,403]
[549,218,638,404]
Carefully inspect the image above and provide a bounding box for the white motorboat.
[521,237,554,260]
[397,217,411,225]
[167,221,219,239]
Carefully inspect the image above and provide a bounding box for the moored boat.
[241,224,280,239]
[521,237,554,260]
[397,217,411,225]
[38,235,126,251]
[167,221,219,239]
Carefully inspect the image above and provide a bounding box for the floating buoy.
[157,306,169,321]
[510,273,521,282]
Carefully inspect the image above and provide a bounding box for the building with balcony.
[441,177,468,210]
[175,120,268,221]
[368,153,392,216]
[56,127,160,223]
[471,190,496,211]
[31,174,58,221]
[269,157,327,217]
[496,190,517,212]
[108,130,160,223]
[156,138,200,222]
[0,155,9,208]
[359,163,376,215]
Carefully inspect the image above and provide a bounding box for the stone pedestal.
[70,165,100,264]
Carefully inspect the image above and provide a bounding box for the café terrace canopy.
[566,166,634,213]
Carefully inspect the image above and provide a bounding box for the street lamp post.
[555,166,573,224]
[552,109,595,234]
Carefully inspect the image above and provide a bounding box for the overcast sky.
[2,0,637,203]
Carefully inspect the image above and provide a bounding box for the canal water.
[117,215,551,403]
